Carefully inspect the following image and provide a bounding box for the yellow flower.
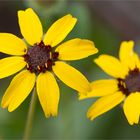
[0,8,98,117]
[80,41,140,125]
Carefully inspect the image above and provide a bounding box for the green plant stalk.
[23,86,37,140]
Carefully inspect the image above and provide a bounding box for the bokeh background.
[0,0,140,139]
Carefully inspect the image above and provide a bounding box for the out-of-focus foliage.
[0,0,140,139]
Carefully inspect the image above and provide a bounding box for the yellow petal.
[1,70,36,111]
[87,91,125,120]
[119,41,140,70]
[79,79,118,100]
[94,55,128,78]
[55,38,98,60]
[44,14,77,47]
[123,92,140,125]
[0,56,26,79]
[0,33,27,55]
[18,8,43,46]
[53,61,91,93]
[37,72,60,117]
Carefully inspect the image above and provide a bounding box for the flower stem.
[23,86,37,140]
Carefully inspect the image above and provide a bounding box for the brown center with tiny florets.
[24,41,59,73]
[118,68,140,96]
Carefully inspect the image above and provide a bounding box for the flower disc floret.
[24,41,59,73]
[118,68,140,96]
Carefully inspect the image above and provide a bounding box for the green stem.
[23,87,37,140]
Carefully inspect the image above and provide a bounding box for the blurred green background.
[0,0,140,139]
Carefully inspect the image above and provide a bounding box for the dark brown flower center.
[118,68,140,96]
[24,41,59,74]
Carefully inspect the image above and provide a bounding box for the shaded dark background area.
[89,1,140,40]
[0,0,140,139]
